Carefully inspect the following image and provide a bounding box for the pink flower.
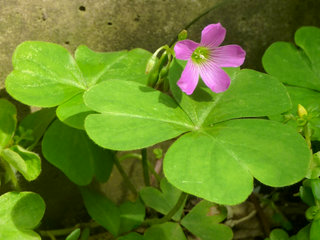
[174,23,246,95]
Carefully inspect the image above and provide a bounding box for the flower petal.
[199,63,230,93]
[174,40,199,60]
[212,45,246,67]
[200,23,226,47]
[177,60,199,95]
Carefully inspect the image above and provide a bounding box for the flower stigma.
[191,46,210,64]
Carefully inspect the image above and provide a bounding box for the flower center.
[191,46,210,64]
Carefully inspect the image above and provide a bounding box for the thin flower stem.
[304,125,312,150]
[141,148,150,186]
[112,153,138,197]
[143,192,188,226]
[153,45,169,58]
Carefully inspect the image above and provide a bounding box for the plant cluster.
[1,23,320,240]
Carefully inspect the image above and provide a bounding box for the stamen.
[191,46,210,64]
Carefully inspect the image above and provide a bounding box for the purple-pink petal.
[200,23,226,47]
[199,62,230,93]
[174,40,199,60]
[212,45,246,67]
[177,60,199,95]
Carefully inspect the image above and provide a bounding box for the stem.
[225,210,257,227]
[143,192,188,226]
[153,45,169,58]
[304,124,312,149]
[249,193,270,236]
[39,222,99,238]
[141,148,150,186]
[161,192,187,222]
[119,153,142,162]
[112,153,138,197]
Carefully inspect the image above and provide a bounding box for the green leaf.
[0,145,41,181]
[84,80,193,150]
[310,179,320,201]
[80,187,120,236]
[93,150,114,183]
[262,41,320,91]
[140,178,185,221]
[274,86,320,141]
[16,108,56,149]
[66,228,81,240]
[295,26,320,77]
[75,46,151,86]
[57,46,152,129]
[119,199,145,234]
[0,99,17,152]
[169,60,291,127]
[310,219,320,240]
[164,119,310,205]
[144,222,186,240]
[75,45,126,86]
[6,41,86,107]
[282,86,320,139]
[56,93,94,130]
[262,27,320,127]
[117,232,144,240]
[0,191,45,240]
[300,180,315,206]
[204,69,291,126]
[295,224,310,240]
[269,229,290,240]
[80,228,90,240]
[285,86,320,113]
[42,120,113,185]
[307,152,320,179]
[282,87,320,138]
[181,200,232,240]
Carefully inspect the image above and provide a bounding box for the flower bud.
[147,71,159,87]
[298,104,308,118]
[178,30,188,40]
[145,55,158,74]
